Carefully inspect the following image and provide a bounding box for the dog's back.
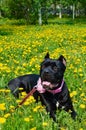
[7,74,39,97]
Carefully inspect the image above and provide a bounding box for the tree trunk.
[38,7,42,25]
[0,11,1,18]
[53,1,57,16]
[72,3,75,20]
[59,6,62,18]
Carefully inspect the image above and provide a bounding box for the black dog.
[7,53,77,121]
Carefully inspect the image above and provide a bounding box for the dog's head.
[40,53,66,90]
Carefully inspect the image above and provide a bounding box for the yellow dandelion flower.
[10,109,15,113]
[83,98,86,101]
[78,68,83,72]
[76,59,81,62]
[79,104,85,109]
[72,91,77,95]
[80,93,85,97]
[69,64,74,69]
[79,128,83,130]
[6,97,11,100]
[26,96,36,103]
[19,88,24,90]
[33,105,44,112]
[79,73,83,77]
[83,79,86,83]
[16,99,21,103]
[24,118,30,122]
[74,68,77,73]
[29,115,33,120]
[33,108,37,112]
[22,63,27,67]
[30,127,36,130]
[0,103,6,111]
[60,127,66,130]
[10,105,15,109]
[4,89,11,93]
[42,122,48,127]
[70,91,77,98]
[21,92,27,96]
[4,113,11,118]
[0,63,3,67]
[0,89,5,92]
[73,99,78,103]
[24,101,30,105]
[79,88,82,91]
[0,117,6,124]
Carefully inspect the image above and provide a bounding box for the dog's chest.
[54,90,68,109]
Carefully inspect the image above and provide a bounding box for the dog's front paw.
[71,111,77,120]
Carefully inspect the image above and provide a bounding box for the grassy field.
[0,18,86,130]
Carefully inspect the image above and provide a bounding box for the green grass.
[0,18,86,130]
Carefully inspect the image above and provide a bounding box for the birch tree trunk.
[72,3,75,20]
[38,7,42,25]
[59,6,62,18]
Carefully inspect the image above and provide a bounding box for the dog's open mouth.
[42,81,58,90]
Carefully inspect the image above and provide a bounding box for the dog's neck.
[36,78,64,94]
[48,79,64,94]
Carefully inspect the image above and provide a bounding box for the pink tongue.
[42,81,51,86]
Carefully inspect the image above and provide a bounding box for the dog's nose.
[44,69,49,74]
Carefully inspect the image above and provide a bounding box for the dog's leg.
[40,93,57,122]
[8,84,19,98]
[68,98,77,120]
[64,97,77,119]
[70,109,77,119]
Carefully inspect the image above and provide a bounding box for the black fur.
[7,53,77,121]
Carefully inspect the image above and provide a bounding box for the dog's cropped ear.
[58,55,66,66]
[45,52,50,59]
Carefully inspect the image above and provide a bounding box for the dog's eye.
[53,66,58,71]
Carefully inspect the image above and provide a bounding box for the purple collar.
[36,78,64,94]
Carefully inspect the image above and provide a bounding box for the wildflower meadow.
[0,18,86,130]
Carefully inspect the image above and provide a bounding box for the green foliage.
[8,0,30,19]
[8,0,49,24]
[0,0,86,24]
[0,0,10,17]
